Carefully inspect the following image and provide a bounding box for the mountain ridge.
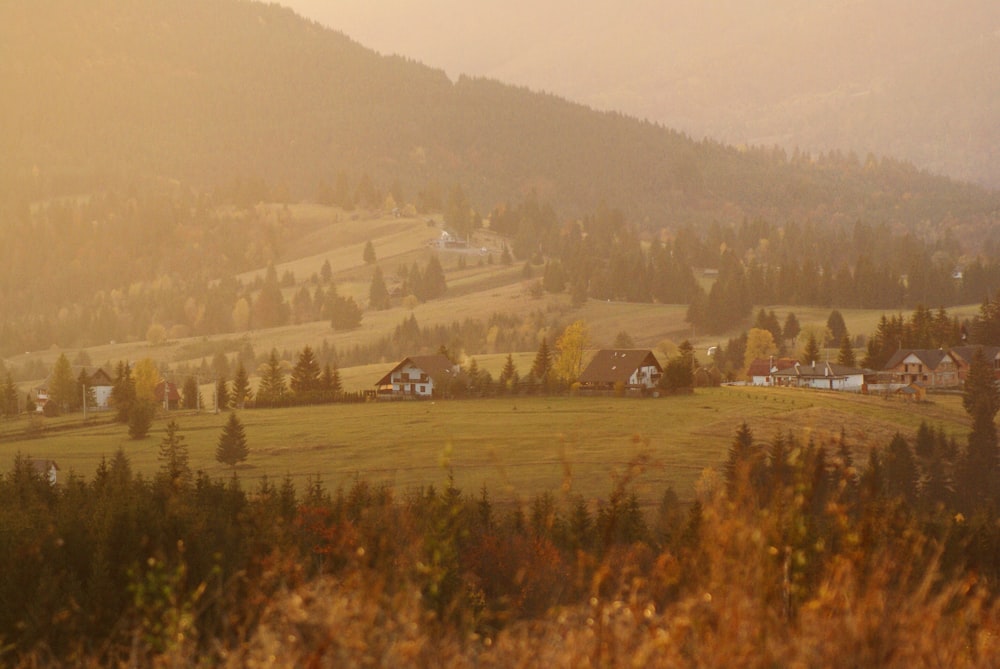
[1,0,997,232]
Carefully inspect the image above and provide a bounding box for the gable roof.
[154,380,181,402]
[87,368,114,386]
[746,357,797,377]
[578,350,662,385]
[376,355,459,386]
[949,345,1000,366]
[883,348,955,371]
[28,459,59,475]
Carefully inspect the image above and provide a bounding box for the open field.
[0,387,971,508]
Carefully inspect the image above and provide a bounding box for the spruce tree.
[157,419,191,491]
[290,346,321,395]
[216,376,230,412]
[1,372,19,416]
[127,401,154,439]
[368,265,391,310]
[498,353,519,393]
[530,338,552,389]
[252,262,290,328]
[216,412,249,469]
[800,333,821,366]
[321,362,342,395]
[363,239,376,264]
[959,347,999,508]
[256,349,287,407]
[181,376,201,410]
[231,362,252,409]
[884,432,919,504]
[836,334,856,367]
[420,255,447,300]
[782,312,801,343]
[111,361,136,423]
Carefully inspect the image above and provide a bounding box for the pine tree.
[725,422,757,500]
[329,292,363,330]
[157,419,191,491]
[216,412,249,469]
[321,362,342,395]
[958,347,999,509]
[368,265,391,310]
[363,239,376,264]
[1,372,19,416]
[836,334,856,367]
[498,353,519,393]
[661,340,696,392]
[181,376,201,410]
[420,255,447,300]
[783,312,801,343]
[231,362,252,409]
[111,361,136,423]
[252,262,290,328]
[826,310,848,346]
[290,346,321,395]
[800,333,821,366]
[884,432,919,504]
[216,376,230,412]
[530,338,552,389]
[127,401,154,439]
[256,349,287,407]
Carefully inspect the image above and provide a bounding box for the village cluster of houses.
[746,345,1000,398]
[34,345,1000,416]
[374,345,1000,400]
[375,349,665,398]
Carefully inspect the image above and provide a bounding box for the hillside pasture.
[0,387,970,509]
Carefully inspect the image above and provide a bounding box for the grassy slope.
[0,388,970,508]
[1,204,981,503]
[4,204,983,383]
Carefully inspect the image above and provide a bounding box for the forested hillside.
[2,0,997,229]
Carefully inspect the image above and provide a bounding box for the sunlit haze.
[281,0,1000,186]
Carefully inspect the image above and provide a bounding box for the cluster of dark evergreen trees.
[2,380,997,664]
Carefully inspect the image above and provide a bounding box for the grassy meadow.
[0,204,984,510]
[0,387,971,507]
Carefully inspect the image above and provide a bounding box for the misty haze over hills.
[284,0,1000,188]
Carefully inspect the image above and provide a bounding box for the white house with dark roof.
[747,357,798,386]
[375,355,460,398]
[577,349,662,394]
[86,368,114,410]
[772,361,868,392]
